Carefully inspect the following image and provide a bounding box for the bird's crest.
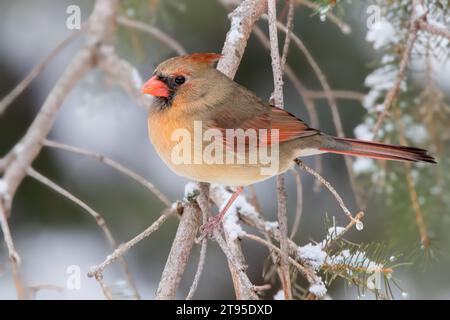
[183,53,222,66]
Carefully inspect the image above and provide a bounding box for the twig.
[295,0,351,34]
[43,139,171,207]
[117,16,187,55]
[213,230,258,300]
[26,166,140,299]
[88,207,174,278]
[280,0,295,73]
[95,274,114,300]
[289,168,303,239]
[267,0,292,300]
[217,0,268,79]
[0,200,26,299]
[241,233,320,285]
[186,182,210,300]
[252,26,323,185]
[0,26,86,116]
[294,159,361,224]
[273,19,362,208]
[394,109,430,248]
[372,16,419,139]
[155,204,201,299]
[322,211,365,251]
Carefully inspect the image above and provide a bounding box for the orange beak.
[141,76,169,97]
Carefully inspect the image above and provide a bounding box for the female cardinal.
[142,53,435,235]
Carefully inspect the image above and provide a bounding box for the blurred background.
[0,0,449,299]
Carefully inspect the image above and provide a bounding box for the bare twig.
[43,139,171,207]
[0,200,26,299]
[26,166,140,299]
[267,0,292,300]
[252,26,323,185]
[95,274,114,300]
[295,0,351,34]
[273,19,362,208]
[280,0,295,73]
[186,182,210,300]
[88,207,174,278]
[0,26,86,116]
[394,109,430,248]
[289,168,303,239]
[117,16,187,55]
[213,230,258,300]
[322,211,364,251]
[294,159,361,224]
[155,204,201,299]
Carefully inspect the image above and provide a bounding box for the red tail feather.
[319,137,436,163]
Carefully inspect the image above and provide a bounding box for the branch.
[0,26,85,116]
[88,207,175,278]
[294,159,362,225]
[117,16,187,55]
[155,203,201,299]
[295,0,351,34]
[289,168,303,239]
[208,185,258,300]
[267,0,292,300]
[217,0,268,78]
[272,18,363,208]
[0,200,26,299]
[43,139,171,207]
[26,167,140,299]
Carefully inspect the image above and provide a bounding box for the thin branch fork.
[43,139,171,207]
[26,166,140,299]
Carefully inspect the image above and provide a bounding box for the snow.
[309,281,327,297]
[366,19,398,50]
[354,123,373,140]
[223,205,244,240]
[326,226,346,241]
[326,249,382,274]
[404,124,428,144]
[273,290,285,300]
[264,221,279,232]
[297,243,327,271]
[210,184,258,240]
[228,17,243,44]
[353,158,376,174]
[184,182,199,198]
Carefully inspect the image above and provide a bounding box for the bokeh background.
[0,0,449,299]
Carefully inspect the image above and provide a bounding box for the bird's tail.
[319,137,436,163]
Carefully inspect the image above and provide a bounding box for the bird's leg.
[200,186,244,238]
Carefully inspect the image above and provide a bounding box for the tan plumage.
[145,53,435,188]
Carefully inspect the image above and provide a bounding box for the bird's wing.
[205,92,319,148]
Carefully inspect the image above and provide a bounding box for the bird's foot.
[198,215,223,240]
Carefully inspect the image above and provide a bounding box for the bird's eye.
[174,75,186,85]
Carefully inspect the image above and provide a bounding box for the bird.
[142,53,436,236]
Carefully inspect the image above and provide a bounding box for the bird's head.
[142,53,223,110]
